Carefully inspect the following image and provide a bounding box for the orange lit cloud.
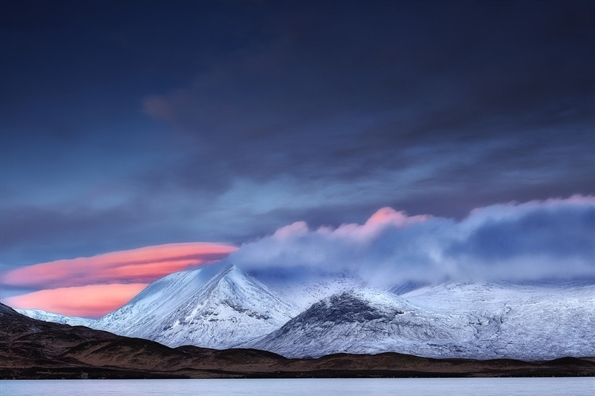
[3,284,149,318]
[366,207,429,226]
[3,242,237,289]
[270,208,431,242]
[331,207,430,239]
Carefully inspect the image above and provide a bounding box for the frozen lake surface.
[2,378,594,396]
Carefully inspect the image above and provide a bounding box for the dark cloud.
[140,0,594,199]
[0,198,233,269]
[0,203,147,268]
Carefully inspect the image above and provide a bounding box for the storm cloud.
[141,0,594,203]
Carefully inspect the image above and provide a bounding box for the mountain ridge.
[14,264,595,361]
[2,302,594,379]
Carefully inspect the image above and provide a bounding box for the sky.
[1,0,593,317]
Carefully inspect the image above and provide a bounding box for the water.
[1,378,593,396]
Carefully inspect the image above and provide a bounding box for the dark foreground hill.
[1,303,593,379]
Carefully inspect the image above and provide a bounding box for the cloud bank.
[231,196,595,286]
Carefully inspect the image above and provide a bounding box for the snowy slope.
[402,282,595,360]
[16,308,95,327]
[254,272,365,311]
[93,264,223,336]
[246,289,476,358]
[247,283,595,360]
[92,263,298,349]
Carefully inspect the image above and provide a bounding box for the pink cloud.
[330,207,430,239]
[3,284,149,318]
[273,221,309,240]
[3,242,237,289]
[270,208,430,242]
[366,207,429,226]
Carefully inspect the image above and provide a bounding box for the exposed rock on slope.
[247,289,477,358]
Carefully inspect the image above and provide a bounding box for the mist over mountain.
[230,197,595,289]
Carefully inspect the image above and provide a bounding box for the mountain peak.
[93,263,298,349]
[211,262,243,281]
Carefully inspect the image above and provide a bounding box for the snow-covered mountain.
[402,282,595,360]
[15,308,95,327]
[92,263,298,349]
[246,282,595,360]
[15,261,594,361]
[246,289,477,358]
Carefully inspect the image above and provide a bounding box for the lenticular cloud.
[3,242,237,289]
[1,242,237,317]
[4,284,149,318]
[230,196,595,285]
